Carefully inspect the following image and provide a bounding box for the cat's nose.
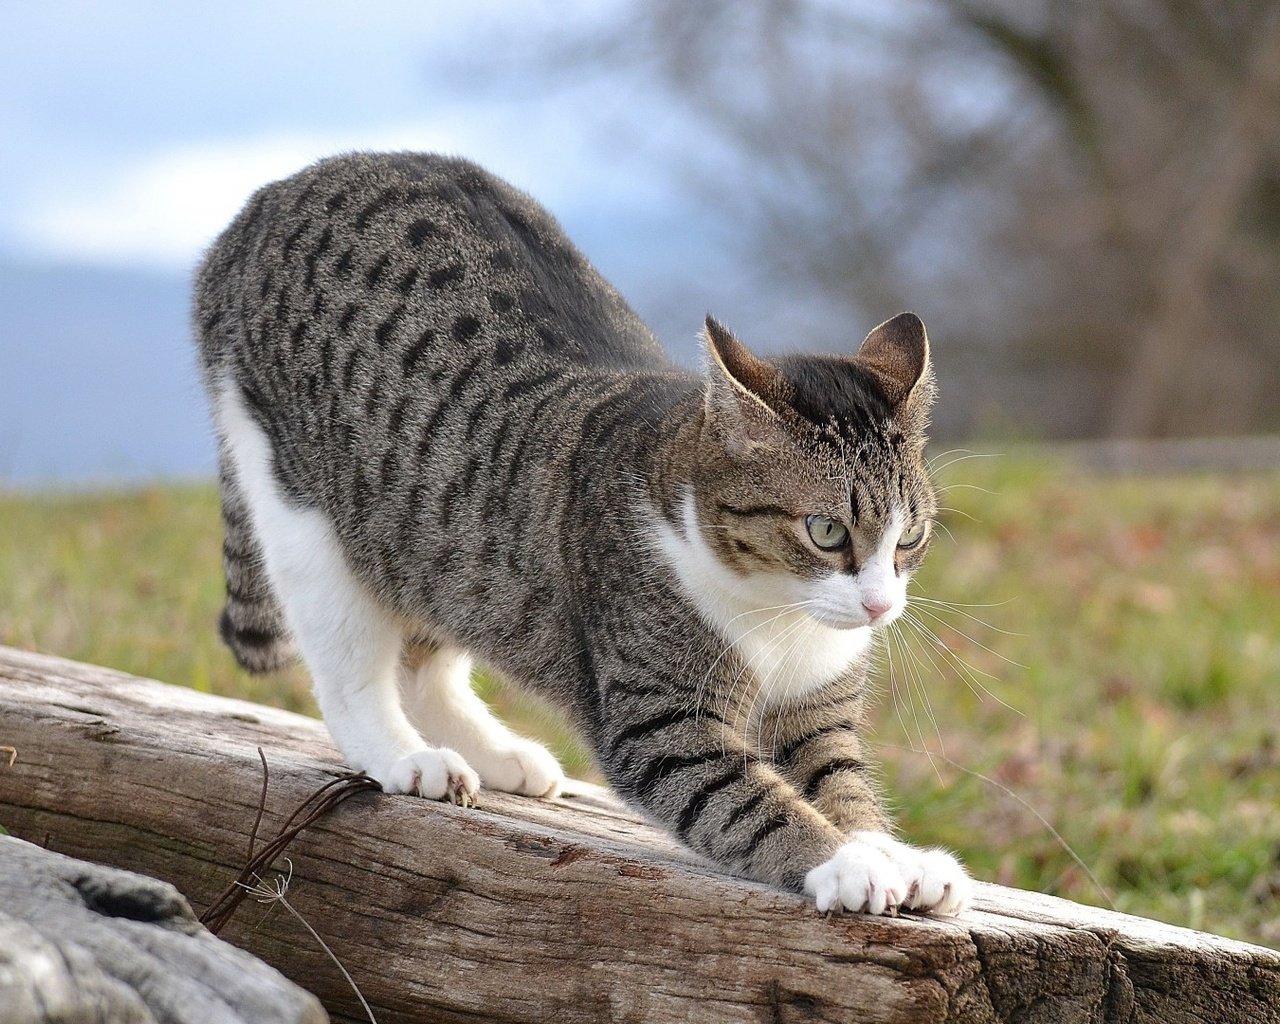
[862,597,894,622]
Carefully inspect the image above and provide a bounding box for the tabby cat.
[195,152,971,916]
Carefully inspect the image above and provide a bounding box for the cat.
[194,151,972,917]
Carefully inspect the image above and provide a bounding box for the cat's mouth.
[808,607,880,631]
[807,600,904,631]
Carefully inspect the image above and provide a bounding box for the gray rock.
[0,835,327,1024]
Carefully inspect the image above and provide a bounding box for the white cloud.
[11,126,468,271]
[8,108,663,272]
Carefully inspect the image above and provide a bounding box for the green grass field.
[2,455,1277,946]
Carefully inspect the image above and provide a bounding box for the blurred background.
[4,0,1280,483]
[1,0,1278,949]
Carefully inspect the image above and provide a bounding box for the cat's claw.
[805,832,971,917]
[448,777,476,808]
[857,832,972,916]
[377,748,480,805]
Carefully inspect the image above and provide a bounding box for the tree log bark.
[0,645,1276,1024]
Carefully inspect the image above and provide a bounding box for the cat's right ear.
[702,316,788,457]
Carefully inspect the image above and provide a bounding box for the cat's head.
[688,312,937,630]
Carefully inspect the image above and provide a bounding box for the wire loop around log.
[200,747,381,935]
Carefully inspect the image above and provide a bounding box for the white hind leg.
[402,645,564,798]
[216,379,478,803]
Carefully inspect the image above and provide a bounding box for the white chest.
[720,606,873,703]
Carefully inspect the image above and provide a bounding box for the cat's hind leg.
[401,642,565,798]
[216,380,478,803]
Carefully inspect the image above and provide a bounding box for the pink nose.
[863,598,894,622]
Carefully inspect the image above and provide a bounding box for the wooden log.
[0,644,1276,1024]
[0,834,327,1024]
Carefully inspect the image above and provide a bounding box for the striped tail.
[216,453,297,674]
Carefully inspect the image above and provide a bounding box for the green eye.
[805,514,849,551]
[898,521,929,550]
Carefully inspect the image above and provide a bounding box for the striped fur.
[193,152,969,913]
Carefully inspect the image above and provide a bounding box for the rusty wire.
[200,747,381,935]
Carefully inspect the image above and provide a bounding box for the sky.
[0,2,744,485]
[0,2,695,274]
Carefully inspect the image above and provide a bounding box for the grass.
[1,455,1277,947]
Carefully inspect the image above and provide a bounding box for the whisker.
[886,621,941,777]
[900,609,997,692]
[899,610,1024,717]
[888,627,920,751]
[933,503,978,517]
[714,607,812,744]
[925,446,984,470]
[871,741,1117,911]
[882,625,915,748]
[936,483,995,496]
[931,519,958,545]
[881,624,916,752]
[909,593,1017,610]
[910,604,1028,669]
[765,619,818,756]
[894,617,948,765]
[887,643,923,757]
[927,450,1004,475]
[721,600,815,627]
[695,602,812,721]
[908,597,1026,638]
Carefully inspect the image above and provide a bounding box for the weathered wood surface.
[0,645,1276,1024]
[0,833,326,1024]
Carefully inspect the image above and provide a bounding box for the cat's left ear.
[855,312,935,415]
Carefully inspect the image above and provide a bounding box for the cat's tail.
[216,451,298,674]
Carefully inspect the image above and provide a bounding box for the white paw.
[856,832,972,916]
[471,738,565,798]
[805,832,971,917]
[804,837,909,915]
[375,748,480,806]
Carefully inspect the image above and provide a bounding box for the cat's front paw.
[804,837,909,915]
[376,748,480,806]
[471,738,565,799]
[805,832,972,917]
[856,832,972,916]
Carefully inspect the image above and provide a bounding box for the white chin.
[809,609,873,631]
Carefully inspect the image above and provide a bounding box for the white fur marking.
[215,376,478,799]
[648,490,873,703]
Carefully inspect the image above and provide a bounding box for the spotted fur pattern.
[194,152,970,915]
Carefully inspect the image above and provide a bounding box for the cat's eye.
[898,520,929,550]
[805,514,849,551]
